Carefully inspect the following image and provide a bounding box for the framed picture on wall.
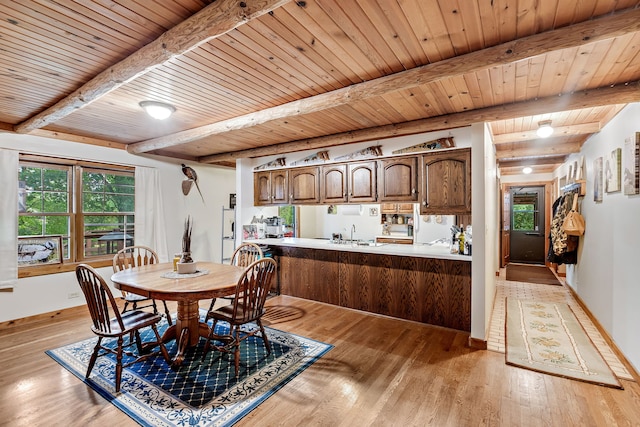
[594,157,603,203]
[605,148,622,193]
[623,133,640,195]
[18,236,63,267]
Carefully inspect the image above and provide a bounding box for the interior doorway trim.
[500,180,553,268]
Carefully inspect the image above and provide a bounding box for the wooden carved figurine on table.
[181,163,204,203]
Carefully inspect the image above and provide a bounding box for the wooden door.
[379,157,418,201]
[320,164,348,203]
[254,171,271,205]
[289,166,320,204]
[271,170,289,204]
[348,161,377,202]
[421,148,471,214]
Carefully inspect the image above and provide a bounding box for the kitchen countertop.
[247,237,471,261]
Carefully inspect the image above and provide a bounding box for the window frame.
[18,154,135,278]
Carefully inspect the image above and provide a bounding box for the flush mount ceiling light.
[522,166,533,174]
[139,101,176,120]
[536,120,554,138]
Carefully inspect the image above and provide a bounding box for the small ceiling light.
[536,120,554,138]
[139,101,176,120]
[522,167,533,174]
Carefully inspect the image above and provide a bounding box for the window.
[18,156,134,274]
[511,192,538,231]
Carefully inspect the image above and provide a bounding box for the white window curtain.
[135,167,169,262]
[0,149,18,286]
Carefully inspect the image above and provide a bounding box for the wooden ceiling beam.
[492,122,602,144]
[496,142,583,160]
[13,0,291,134]
[199,81,640,163]
[498,156,567,167]
[128,7,640,155]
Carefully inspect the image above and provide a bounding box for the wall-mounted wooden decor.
[623,132,639,195]
[254,157,286,170]
[334,145,382,161]
[392,137,455,154]
[291,151,329,166]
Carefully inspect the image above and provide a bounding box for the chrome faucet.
[351,224,356,243]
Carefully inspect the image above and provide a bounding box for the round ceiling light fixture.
[522,166,533,174]
[139,101,176,120]
[536,120,554,138]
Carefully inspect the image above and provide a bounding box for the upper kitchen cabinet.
[254,170,288,206]
[320,164,348,204]
[289,166,320,204]
[420,148,471,215]
[379,157,418,202]
[348,161,377,203]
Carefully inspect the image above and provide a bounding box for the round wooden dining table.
[111,261,245,369]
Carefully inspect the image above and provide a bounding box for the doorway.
[509,186,546,264]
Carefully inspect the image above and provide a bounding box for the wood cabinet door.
[254,171,271,205]
[420,148,471,215]
[380,203,397,213]
[320,164,348,204]
[396,203,415,214]
[289,166,320,204]
[271,170,289,204]
[379,157,418,201]
[348,161,377,202]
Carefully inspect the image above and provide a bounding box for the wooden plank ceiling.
[1,0,640,175]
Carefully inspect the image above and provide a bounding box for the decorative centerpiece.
[177,216,197,274]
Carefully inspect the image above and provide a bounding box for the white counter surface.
[248,238,471,261]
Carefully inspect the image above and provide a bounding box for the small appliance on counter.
[265,216,285,238]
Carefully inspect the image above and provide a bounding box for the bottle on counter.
[458,225,465,255]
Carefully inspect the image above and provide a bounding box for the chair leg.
[201,319,218,360]
[151,324,171,364]
[115,336,124,392]
[257,319,271,356]
[161,300,173,326]
[204,298,216,321]
[134,330,143,355]
[151,299,159,316]
[122,301,131,313]
[86,337,103,379]
[232,325,240,377]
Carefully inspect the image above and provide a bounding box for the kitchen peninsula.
[257,238,471,332]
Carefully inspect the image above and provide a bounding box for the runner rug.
[505,264,562,285]
[46,317,333,426]
[505,298,622,389]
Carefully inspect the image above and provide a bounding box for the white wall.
[556,103,640,371]
[0,133,235,323]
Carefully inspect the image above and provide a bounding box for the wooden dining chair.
[75,264,170,392]
[112,245,172,325]
[202,258,277,376]
[205,242,264,312]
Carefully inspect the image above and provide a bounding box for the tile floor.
[487,268,633,381]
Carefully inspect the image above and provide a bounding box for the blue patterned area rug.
[46,315,332,426]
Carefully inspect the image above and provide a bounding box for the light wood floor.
[1,296,640,426]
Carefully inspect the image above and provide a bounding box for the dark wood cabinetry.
[254,169,288,205]
[274,246,471,331]
[320,164,348,204]
[348,161,377,202]
[380,202,414,214]
[288,166,320,204]
[379,157,418,201]
[420,148,471,215]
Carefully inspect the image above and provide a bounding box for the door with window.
[509,186,545,264]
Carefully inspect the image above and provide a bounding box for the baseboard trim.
[565,285,640,383]
[468,337,487,350]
